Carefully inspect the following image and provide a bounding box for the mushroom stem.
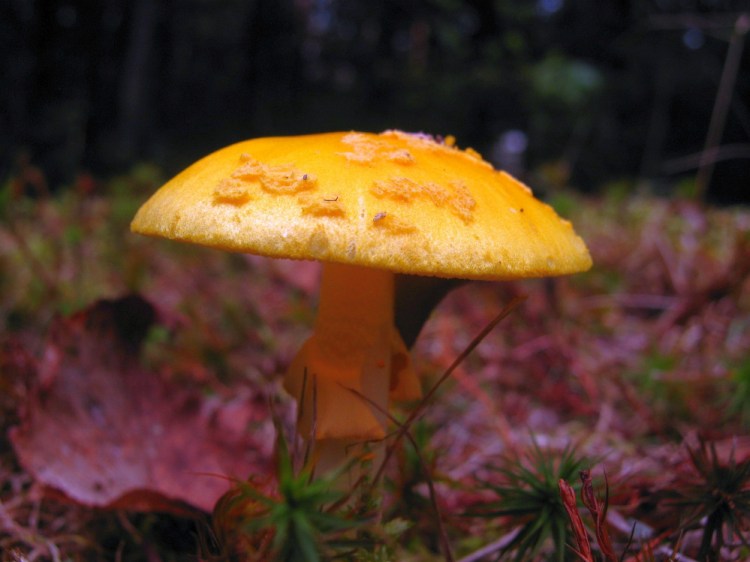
[285,262,413,479]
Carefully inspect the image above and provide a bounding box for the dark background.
[2,0,749,203]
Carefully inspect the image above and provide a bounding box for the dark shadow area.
[2,0,749,202]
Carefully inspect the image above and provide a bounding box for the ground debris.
[8,295,276,514]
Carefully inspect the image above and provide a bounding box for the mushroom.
[130,130,592,483]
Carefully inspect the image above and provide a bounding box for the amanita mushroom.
[131,130,592,481]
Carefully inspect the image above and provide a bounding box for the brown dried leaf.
[9,295,275,514]
[559,478,593,562]
[580,470,617,562]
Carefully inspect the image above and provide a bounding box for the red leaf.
[9,295,276,514]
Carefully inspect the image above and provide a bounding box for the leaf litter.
[1,180,750,559]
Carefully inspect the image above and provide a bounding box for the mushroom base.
[311,438,385,487]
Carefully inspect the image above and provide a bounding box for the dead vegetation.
[1,173,749,560]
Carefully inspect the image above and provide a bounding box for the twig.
[0,500,63,562]
[649,13,748,32]
[456,528,521,562]
[2,220,59,296]
[345,390,456,561]
[353,295,526,561]
[661,143,750,175]
[372,295,527,489]
[401,428,455,562]
[695,13,750,200]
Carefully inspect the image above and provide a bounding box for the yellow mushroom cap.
[131,130,592,280]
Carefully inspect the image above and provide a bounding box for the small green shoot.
[662,438,750,561]
[727,358,750,429]
[469,441,589,562]
[213,430,375,562]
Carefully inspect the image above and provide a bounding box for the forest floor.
[1,166,749,561]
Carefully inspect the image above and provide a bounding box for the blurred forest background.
[1,0,749,203]
[3,2,750,559]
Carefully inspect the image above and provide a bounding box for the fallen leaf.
[9,295,276,514]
